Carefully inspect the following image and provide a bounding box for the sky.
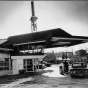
[0,1,88,52]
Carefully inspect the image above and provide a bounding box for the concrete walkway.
[42,64,67,77]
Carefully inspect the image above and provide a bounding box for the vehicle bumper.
[70,73,88,77]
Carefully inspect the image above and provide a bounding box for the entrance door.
[23,59,34,72]
[26,59,33,71]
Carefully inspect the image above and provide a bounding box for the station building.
[0,28,88,76]
[0,39,13,76]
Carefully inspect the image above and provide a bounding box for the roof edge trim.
[52,37,88,41]
[13,40,46,46]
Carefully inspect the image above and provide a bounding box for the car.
[45,63,51,67]
[41,61,51,67]
[69,62,88,78]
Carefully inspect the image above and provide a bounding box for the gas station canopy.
[1,28,88,48]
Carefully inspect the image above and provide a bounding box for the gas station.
[0,1,88,76]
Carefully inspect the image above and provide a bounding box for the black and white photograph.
[0,0,88,88]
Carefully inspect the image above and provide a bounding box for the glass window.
[0,58,9,70]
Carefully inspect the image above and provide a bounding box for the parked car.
[70,62,88,78]
[45,63,51,67]
[42,61,51,67]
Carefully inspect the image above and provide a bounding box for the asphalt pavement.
[0,64,88,88]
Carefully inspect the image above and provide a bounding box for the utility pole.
[30,1,38,33]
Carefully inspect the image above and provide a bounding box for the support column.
[9,54,11,70]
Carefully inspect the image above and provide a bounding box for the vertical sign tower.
[30,1,38,33]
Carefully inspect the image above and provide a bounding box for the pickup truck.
[69,62,88,78]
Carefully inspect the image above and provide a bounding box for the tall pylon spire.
[30,1,38,33]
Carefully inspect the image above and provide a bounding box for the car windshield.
[72,63,87,68]
[73,63,82,66]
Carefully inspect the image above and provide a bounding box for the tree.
[43,52,56,63]
[62,52,66,59]
[75,49,87,57]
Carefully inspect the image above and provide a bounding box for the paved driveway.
[1,64,88,88]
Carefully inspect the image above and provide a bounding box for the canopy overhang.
[11,36,88,49]
[1,28,88,49]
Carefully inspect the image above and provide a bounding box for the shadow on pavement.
[0,72,38,84]
[0,70,53,84]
